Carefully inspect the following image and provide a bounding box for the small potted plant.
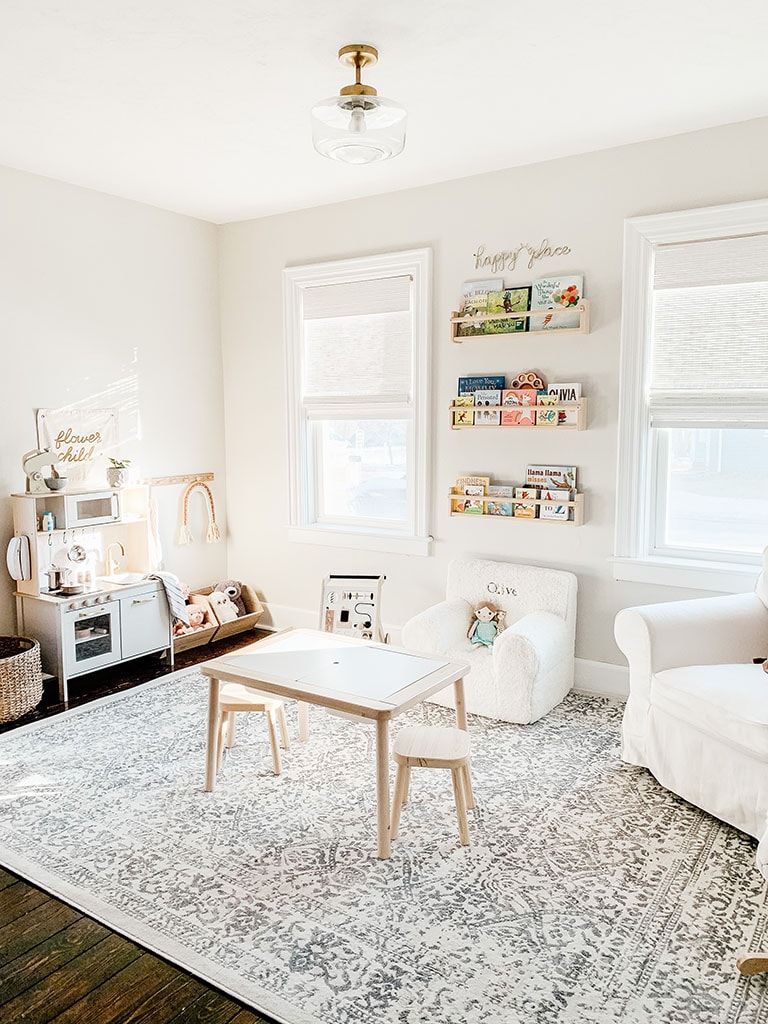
[106,457,131,489]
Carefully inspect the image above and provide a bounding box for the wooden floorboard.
[0,632,276,1024]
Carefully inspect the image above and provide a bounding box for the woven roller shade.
[649,232,768,427]
[302,275,413,401]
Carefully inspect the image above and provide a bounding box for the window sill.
[288,525,432,557]
[611,556,761,594]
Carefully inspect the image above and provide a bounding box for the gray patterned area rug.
[1,670,768,1024]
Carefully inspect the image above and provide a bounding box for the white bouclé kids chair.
[402,558,578,724]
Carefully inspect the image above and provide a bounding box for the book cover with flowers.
[529,275,584,331]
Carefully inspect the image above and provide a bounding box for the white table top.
[200,628,469,718]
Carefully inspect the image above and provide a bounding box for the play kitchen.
[7,483,173,701]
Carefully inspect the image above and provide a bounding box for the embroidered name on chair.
[487,582,517,597]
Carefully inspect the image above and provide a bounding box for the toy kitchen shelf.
[450,300,591,343]
[448,491,585,526]
[10,485,172,701]
[450,399,588,430]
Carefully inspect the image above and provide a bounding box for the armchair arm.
[614,592,768,679]
[493,611,570,680]
[401,599,474,654]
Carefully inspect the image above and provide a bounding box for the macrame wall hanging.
[177,480,222,545]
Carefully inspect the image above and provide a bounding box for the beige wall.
[0,166,227,634]
[218,117,768,667]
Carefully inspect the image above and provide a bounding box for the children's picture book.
[539,488,572,520]
[513,486,538,518]
[458,375,505,395]
[486,485,514,512]
[459,279,503,315]
[452,395,474,426]
[485,286,531,333]
[457,280,504,334]
[473,389,501,407]
[526,464,577,491]
[462,484,487,508]
[501,388,536,426]
[547,382,582,425]
[454,475,490,494]
[529,274,584,331]
[536,392,559,427]
[474,409,501,426]
[487,500,513,516]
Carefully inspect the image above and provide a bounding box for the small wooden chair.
[217,683,290,776]
[391,725,474,846]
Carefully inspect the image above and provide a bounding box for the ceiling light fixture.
[311,44,407,165]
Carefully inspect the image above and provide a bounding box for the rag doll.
[468,604,504,649]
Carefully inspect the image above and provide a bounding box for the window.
[614,199,768,591]
[284,248,432,555]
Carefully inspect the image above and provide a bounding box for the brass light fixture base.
[338,44,379,97]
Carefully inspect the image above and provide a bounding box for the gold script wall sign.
[473,241,572,275]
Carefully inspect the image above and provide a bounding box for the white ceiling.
[1,0,767,224]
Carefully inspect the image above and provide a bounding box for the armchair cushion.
[653,663,768,760]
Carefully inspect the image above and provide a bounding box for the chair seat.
[219,682,284,713]
[391,725,474,845]
[653,663,768,760]
[392,725,471,767]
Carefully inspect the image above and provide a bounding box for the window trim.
[283,248,432,556]
[613,198,768,592]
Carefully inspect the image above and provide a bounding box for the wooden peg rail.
[140,473,215,487]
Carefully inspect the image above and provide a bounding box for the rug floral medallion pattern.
[1,671,768,1023]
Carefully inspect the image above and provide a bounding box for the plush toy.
[213,579,246,617]
[208,589,240,623]
[468,604,505,649]
[188,605,206,629]
[173,604,207,636]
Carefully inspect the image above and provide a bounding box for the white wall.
[218,117,768,667]
[0,165,227,634]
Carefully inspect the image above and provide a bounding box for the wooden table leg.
[376,717,391,859]
[298,701,309,743]
[454,677,468,731]
[204,677,220,792]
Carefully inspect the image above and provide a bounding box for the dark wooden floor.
[0,630,276,1024]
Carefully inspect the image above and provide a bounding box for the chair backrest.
[446,558,577,627]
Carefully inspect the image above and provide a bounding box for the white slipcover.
[401,558,577,723]
[614,547,768,873]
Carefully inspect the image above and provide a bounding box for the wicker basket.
[0,636,43,723]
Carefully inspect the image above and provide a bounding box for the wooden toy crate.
[193,584,264,641]
[173,592,218,653]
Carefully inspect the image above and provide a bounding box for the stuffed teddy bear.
[213,579,246,617]
[173,604,207,636]
[208,589,240,623]
[468,604,505,649]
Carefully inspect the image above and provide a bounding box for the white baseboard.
[262,603,629,701]
[574,658,628,700]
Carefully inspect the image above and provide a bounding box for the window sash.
[284,248,431,553]
[614,199,768,587]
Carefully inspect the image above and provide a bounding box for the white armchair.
[614,548,768,869]
[401,558,577,723]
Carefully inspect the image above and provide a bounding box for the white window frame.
[613,198,768,592]
[283,248,432,556]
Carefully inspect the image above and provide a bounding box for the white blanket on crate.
[146,572,190,625]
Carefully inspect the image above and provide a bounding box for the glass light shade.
[311,95,407,164]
